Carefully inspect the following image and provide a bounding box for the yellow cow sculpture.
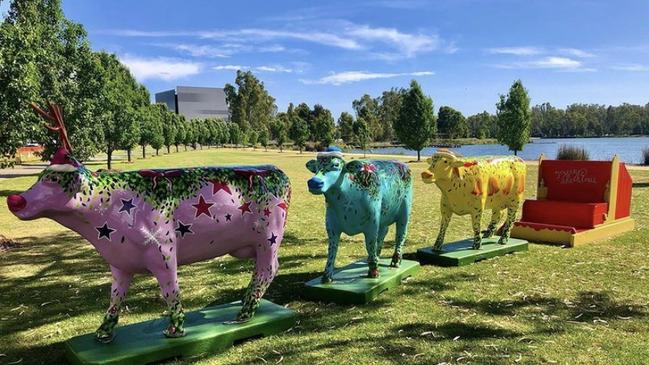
[421,150,526,250]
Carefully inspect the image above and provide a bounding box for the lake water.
[351,137,649,164]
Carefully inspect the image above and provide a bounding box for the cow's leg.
[471,208,484,249]
[483,209,503,238]
[498,206,517,245]
[376,225,389,259]
[95,266,133,343]
[364,229,380,278]
[433,207,452,251]
[153,268,185,338]
[322,213,341,283]
[236,245,279,322]
[391,202,411,267]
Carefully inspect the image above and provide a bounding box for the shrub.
[643,147,649,165]
[556,144,590,160]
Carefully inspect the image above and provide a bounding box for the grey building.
[154,86,229,120]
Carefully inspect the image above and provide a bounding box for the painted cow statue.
[306,147,413,283]
[6,103,291,343]
[421,150,526,250]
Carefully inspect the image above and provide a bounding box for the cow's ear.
[426,157,433,164]
[306,160,318,173]
[451,160,465,168]
[344,160,363,173]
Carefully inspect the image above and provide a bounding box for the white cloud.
[256,65,293,73]
[487,47,543,56]
[611,64,649,72]
[495,56,594,71]
[346,25,440,57]
[214,65,248,71]
[119,55,201,81]
[530,56,582,69]
[103,23,449,59]
[300,70,434,85]
[213,64,294,73]
[559,48,595,58]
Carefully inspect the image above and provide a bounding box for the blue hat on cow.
[317,146,344,159]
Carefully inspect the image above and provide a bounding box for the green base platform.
[417,236,528,267]
[64,299,296,365]
[304,258,420,304]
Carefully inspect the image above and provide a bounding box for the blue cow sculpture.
[306,147,413,283]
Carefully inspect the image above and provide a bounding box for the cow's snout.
[7,194,26,213]
[307,177,324,192]
[421,170,433,179]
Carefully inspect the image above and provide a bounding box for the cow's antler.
[30,101,73,153]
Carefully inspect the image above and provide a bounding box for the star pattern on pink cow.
[263,207,271,217]
[211,180,232,195]
[192,195,214,218]
[238,201,252,215]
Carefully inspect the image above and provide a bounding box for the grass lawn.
[1,148,649,365]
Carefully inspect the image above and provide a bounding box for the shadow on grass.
[445,291,646,323]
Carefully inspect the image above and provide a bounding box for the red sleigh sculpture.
[511,154,635,247]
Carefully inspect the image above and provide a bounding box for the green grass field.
[1,148,649,365]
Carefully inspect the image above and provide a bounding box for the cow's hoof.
[321,275,334,284]
[473,244,481,250]
[95,332,114,344]
[163,326,185,338]
[390,255,401,268]
[367,268,380,278]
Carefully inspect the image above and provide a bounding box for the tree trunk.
[184,145,187,151]
[156,149,159,156]
[514,150,518,156]
[176,145,179,152]
[142,145,146,159]
[299,146,302,154]
[127,149,132,163]
[166,146,170,154]
[417,150,421,161]
[107,149,113,170]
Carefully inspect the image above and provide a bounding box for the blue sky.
[3,0,649,117]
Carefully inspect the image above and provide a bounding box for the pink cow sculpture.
[6,102,291,343]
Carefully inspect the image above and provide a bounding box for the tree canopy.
[394,80,435,161]
[496,80,531,155]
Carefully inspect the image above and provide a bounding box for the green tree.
[138,104,163,158]
[437,106,468,139]
[258,128,269,151]
[337,112,355,144]
[249,130,259,148]
[93,52,147,169]
[467,111,494,139]
[174,114,187,152]
[294,103,314,139]
[224,70,276,134]
[270,117,288,152]
[159,107,177,154]
[378,88,406,142]
[312,104,335,148]
[394,80,435,161]
[289,115,309,153]
[352,94,381,141]
[0,0,104,166]
[496,80,531,155]
[353,118,370,157]
[229,123,242,147]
